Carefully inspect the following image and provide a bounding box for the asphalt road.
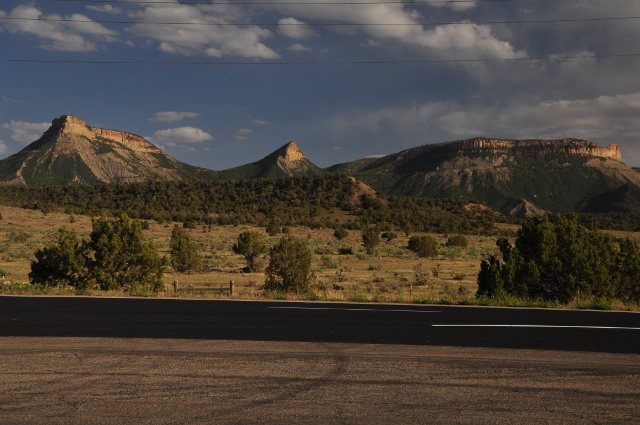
[2,296,639,424]
[1,296,639,353]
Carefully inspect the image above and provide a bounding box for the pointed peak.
[276,141,305,162]
[49,115,88,134]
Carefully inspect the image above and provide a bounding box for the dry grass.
[1,205,638,310]
[0,205,504,302]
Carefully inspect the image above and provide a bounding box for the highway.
[1,296,639,424]
[1,296,639,353]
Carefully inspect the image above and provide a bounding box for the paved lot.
[1,337,639,424]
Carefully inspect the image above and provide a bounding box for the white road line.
[433,324,640,330]
[269,307,440,313]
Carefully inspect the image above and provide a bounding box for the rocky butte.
[327,137,640,216]
[0,115,207,185]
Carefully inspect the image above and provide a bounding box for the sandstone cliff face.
[330,136,640,214]
[0,115,204,185]
[275,141,318,176]
[44,115,163,154]
[395,137,622,166]
[217,140,323,179]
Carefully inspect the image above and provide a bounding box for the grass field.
[1,205,638,310]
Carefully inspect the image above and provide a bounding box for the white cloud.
[426,0,477,12]
[0,140,8,156]
[253,119,269,125]
[86,5,122,15]
[360,39,381,48]
[1,5,118,51]
[2,120,50,144]
[151,127,214,145]
[287,43,312,53]
[322,92,640,163]
[277,17,316,39]
[150,111,200,122]
[235,128,252,141]
[270,1,525,59]
[128,1,279,59]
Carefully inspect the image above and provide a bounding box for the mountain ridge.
[327,137,640,215]
[2,115,640,216]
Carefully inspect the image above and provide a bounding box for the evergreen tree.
[233,231,267,272]
[265,236,314,292]
[170,224,202,273]
[408,235,438,258]
[89,214,167,291]
[29,215,167,291]
[477,215,638,303]
[362,226,380,255]
[29,227,89,288]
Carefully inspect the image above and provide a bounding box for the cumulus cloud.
[277,17,316,39]
[0,140,8,156]
[151,127,214,146]
[2,120,50,144]
[234,128,252,141]
[426,0,477,12]
[253,119,269,125]
[1,5,118,51]
[287,43,312,53]
[322,92,640,163]
[150,111,200,122]
[86,5,122,15]
[128,1,279,59]
[270,1,525,59]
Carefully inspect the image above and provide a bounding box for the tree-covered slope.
[326,138,640,215]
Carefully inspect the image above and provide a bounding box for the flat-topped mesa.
[447,138,623,162]
[47,115,162,154]
[278,141,306,162]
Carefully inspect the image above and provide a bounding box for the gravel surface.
[1,337,639,424]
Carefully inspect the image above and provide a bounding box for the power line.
[3,53,639,66]
[2,15,638,27]
[45,0,513,5]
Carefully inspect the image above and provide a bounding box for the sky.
[0,0,639,170]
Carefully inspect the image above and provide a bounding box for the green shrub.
[8,228,31,243]
[29,228,89,288]
[265,236,314,293]
[338,247,353,255]
[408,235,438,258]
[90,215,167,291]
[381,232,397,242]
[266,222,280,236]
[233,231,268,272]
[477,214,640,303]
[362,226,380,255]
[334,227,349,240]
[446,235,468,247]
[30,215,167,291]
[170,225,202,273]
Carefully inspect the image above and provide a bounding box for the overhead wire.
[3,53,640,66]
[43,0,515,5]
[2,15,638,27]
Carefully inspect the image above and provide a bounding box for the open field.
[2,205,639,309]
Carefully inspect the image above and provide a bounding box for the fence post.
[229,280,234,296]
[173,280,178,292]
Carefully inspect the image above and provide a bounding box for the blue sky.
[1,0,640,169]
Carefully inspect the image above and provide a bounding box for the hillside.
[0,115,212,185]
[0,116,325,185]
[327,138,640,215]
[217,141,323,180]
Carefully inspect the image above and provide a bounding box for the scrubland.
[1,205,638,310]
